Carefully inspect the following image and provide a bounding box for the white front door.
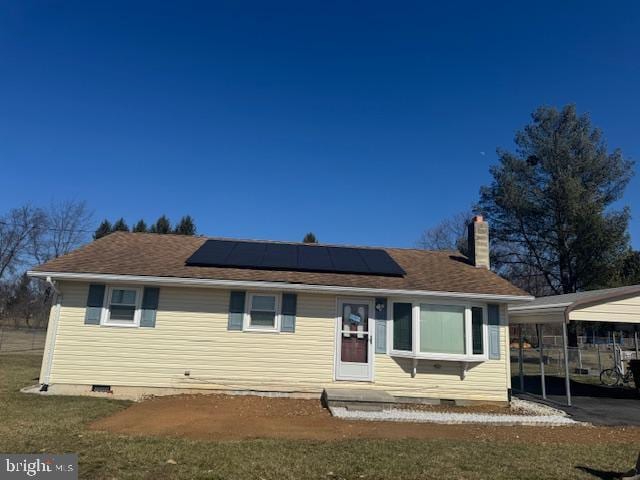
[335,298,374,381]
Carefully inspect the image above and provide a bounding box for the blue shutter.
[281,293,297,333]
[228,291,246,330]
[140,287,160,327]
[84,284,105,325]
[374,297,387,354]
[488,304,500,360]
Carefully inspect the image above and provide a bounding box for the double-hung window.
[246,293,279,331]
[390,300,487,361]
[103,286,142,327]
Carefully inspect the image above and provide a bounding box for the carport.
[509,285,640,407]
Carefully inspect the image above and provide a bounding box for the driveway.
[516,375,640,426]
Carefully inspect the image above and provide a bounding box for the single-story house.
[28,216,532,404]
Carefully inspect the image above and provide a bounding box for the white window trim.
[101,285,143,328]
[388,297,488,362]
[244,292,281,333]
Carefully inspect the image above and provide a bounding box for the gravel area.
[330,398,581,426]
[390,397,568,416]
[330,406,580,426]
[510,397,570,417]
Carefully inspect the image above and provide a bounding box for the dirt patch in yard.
[89,393,640,444]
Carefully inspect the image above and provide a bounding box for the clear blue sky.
[1,1,638,248]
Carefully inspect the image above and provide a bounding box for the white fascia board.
[509,303,572,312]
[28,270,534,303]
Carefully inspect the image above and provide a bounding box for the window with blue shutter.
[84,284,105,325]
[374,297,387,354]
[228,291,246,330]
[281,293,297,332]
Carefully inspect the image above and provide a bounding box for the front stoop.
[322,388,396,412]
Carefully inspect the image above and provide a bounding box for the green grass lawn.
[0,354,638,479]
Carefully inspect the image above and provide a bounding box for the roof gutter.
[27,270,534,303]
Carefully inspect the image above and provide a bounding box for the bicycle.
[600,364,633,387]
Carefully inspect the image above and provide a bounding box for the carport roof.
[509,284,640,315]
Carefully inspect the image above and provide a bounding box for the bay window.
[390,300,488,360]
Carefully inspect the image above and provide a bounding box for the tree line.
[94,214,197,239]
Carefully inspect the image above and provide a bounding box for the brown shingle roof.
[32,232,529,297]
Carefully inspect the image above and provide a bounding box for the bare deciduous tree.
[33,199,93,262]
[0,205,47,280]
[0,200,93,328]
[416,211,471,255]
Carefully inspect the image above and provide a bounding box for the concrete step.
[322,388,396,412]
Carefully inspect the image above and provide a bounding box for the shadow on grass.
[576,465,627,479]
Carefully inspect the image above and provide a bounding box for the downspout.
[41,276,61,391]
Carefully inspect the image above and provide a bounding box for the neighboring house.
[28,216,532,404]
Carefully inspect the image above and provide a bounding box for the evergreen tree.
[152,215,171,234]
[478,105,634,345]
[112,217,129,232]
[132,219,148,233]
[302,232,318,243]
[478,104,634,297]
[93,219,113,240]
[174,215,196,235]
[616,250,640,286]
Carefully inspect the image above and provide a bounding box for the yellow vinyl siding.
[45,281,509,401]
[48,282,335,392]
[570,294,640,323]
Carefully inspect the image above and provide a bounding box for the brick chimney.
[467,215,490,269]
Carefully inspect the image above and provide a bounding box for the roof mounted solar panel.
[226,241,267,267]
[185,239,405,277]
[360,248,405,274]
[298,244,333,271]
[262,243,298,269]
[328,247,369,273]
[185,239,236,266]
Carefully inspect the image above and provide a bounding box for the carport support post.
[562,321,572,407]
[518,324,524,392]
[538,324,546,400]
